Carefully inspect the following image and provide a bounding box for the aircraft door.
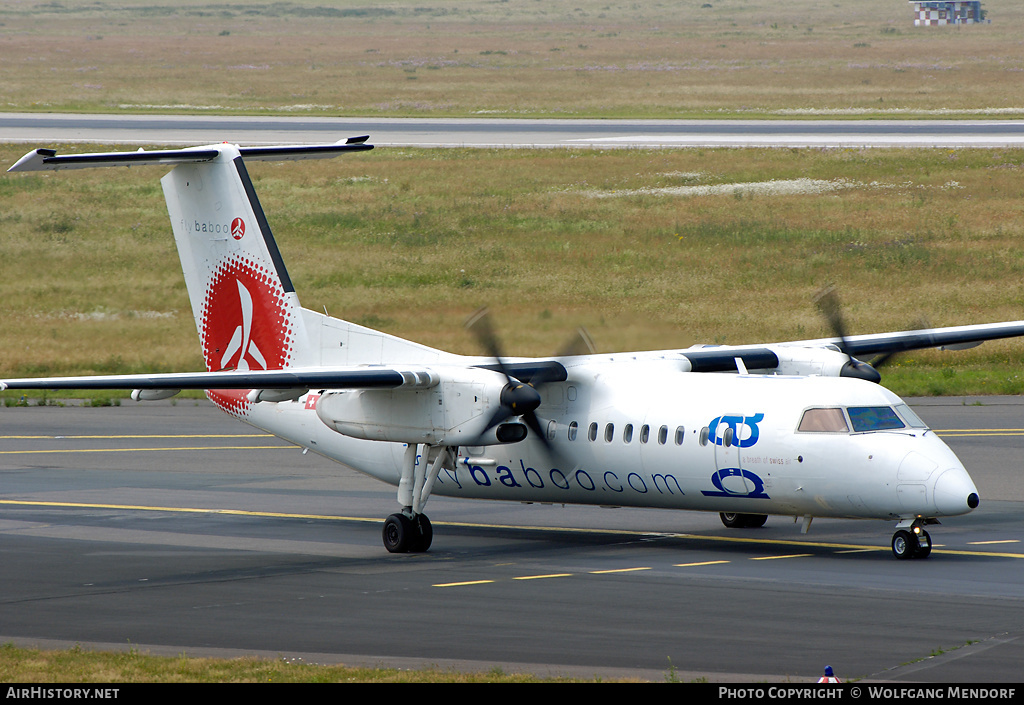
[712,414,756,495]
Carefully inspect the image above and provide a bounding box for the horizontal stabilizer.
[7,140,373,172]
[238,141,373,162]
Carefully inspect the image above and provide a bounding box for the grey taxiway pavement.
[4,113,1024,148]
[1,398,1023,682]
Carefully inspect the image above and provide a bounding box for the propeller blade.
[465,307,500,359]
[466,308,594,457]
[814,285,881,383]
[869,317,933,370]
[465,307,513,382]
[525,327,597,388]
[480,403,514,435]
[557,327,596,358]
[522,410,554,454]
[868,351,897,370]
[465,308,568,453]
[467,307,543,436]
[814,285,851,355]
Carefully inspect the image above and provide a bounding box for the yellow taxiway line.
[0,446,294,455]
[2,498,1021,559]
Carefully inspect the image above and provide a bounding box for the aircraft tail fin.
[161,147,308,373]
[8,140,454,410]
[10,141,372,376]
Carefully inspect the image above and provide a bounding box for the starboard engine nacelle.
[315,366,529,446]
[771,345,880,382]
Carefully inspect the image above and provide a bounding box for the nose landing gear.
[892,521,932,560]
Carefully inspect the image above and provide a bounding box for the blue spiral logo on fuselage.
[703,413,769,498]
[708,413,765,448]
[701,467,770,498]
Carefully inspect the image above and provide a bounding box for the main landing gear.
[383,512,433,553]
[383,443,453,553]
[719,512,768,529]
[891,521,932,560]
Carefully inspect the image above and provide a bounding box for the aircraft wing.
[3,320,1021,395]
[0,367,422,393]
[0,361,567,393]
[793,320,1024,357]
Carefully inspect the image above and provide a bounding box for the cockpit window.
[894,403,929,429]
[847,406,906,432]
[798,407,849,433]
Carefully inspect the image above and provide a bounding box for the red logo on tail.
[201,259,292,372]
[199,256,297,416]
[219,279,267,371]
[231,217,245,240]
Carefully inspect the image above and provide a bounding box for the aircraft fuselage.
[238,361,978,524]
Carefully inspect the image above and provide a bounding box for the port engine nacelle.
[315,366,525,446]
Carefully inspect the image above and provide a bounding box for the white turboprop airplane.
[6,140,1024,560]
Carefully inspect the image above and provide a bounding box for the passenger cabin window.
[658,425,668,445]
[568,421,578,441]
[640,425,650,444]
[798,407,849,433]
[623,424,634,443]
[847,406,905,432]
[722,427,734,447]
[588,422,598,442]
[604,423,615,442]
[675,426,685,446]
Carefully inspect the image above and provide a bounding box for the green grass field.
[2,0,1023,118]
[3,143,1023,398]
[0,642,633,682]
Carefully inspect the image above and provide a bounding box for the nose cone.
[933,467,980,516]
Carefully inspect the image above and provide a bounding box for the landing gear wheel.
[914,530,932,559]
[892,529,917,560]
[382,513,433,553]
[411,514,433,553]
[383,513,414,553]
[720,512,767,528]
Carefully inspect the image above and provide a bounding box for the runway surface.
[4,113,1024,148]
[2,397,1023,682]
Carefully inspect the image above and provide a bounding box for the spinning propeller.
[813,286,883,383]
[465,307,594,448]
[815,286,932,383]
